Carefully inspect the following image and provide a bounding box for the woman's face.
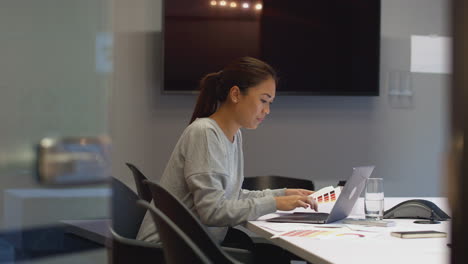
[235,77,276,129]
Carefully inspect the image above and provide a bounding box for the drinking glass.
[365,178,384,220]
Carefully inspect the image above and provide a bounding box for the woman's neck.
[210,107,240,142]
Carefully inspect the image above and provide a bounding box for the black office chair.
[143,180,253,264]
[241,174,315,257]
[125,162,153,203]
[242,175,315,191]
[138,200,220,264]
[110,177,164,263]
[110,228,165,264]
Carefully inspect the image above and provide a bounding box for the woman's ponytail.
[189,72,222,124]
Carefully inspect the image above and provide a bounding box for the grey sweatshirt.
[137,118,285,243]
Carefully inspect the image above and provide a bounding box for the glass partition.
[0,0,112,262]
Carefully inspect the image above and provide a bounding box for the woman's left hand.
[285,188,314,196]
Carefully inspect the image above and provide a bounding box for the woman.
[137,56,316,249]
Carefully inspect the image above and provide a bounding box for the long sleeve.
[182,122,277,227]
[186,172,277,226]
[238,188,286,199]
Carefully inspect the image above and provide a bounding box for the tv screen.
[163,0,381,96]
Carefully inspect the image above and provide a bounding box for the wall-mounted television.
[163,0,381,96]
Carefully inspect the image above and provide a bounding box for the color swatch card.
[309,186,342,203]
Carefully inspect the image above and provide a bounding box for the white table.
[246,197,451,264]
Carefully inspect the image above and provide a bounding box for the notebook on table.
[266,166,375,224]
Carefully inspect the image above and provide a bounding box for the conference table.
[245,197,451,264]
[61,219,111,248]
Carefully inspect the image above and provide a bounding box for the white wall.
[110,0,450,197]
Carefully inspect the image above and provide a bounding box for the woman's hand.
[274,195,318,211]
[285,188,314,196]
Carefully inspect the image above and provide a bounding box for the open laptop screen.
[266,166,374,224]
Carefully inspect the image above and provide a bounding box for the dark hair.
[189,57,277,124]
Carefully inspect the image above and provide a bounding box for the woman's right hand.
[274,195,318,211]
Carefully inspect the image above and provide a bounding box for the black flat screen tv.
[163,0,381,96]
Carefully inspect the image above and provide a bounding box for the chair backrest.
[143,180,239,264]
[111,177,147,239]
[110,227,164,264]
[137,200,213,264]
[242,175,315,191]
[125,162,153,203]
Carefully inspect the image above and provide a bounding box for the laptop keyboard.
[292,212,330,221]
[266,212,331,223]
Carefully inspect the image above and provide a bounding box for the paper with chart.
[270,226,381,240]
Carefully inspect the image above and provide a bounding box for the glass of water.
[365,178,384,220]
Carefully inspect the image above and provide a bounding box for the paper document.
[271,227,380,240]
[410,35,452,74]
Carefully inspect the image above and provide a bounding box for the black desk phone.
[383,199,451,221]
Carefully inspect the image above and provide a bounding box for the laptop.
[266,166,375,224]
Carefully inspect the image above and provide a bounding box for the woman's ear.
[229,86,241,103]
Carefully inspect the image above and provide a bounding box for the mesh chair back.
[110,228,164,264]
[111,177,164,263]
[143,180,239,264]
[125,162,153,202]
[138,200,213,264]
[242,175,314,191]
[111,177,146,238]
